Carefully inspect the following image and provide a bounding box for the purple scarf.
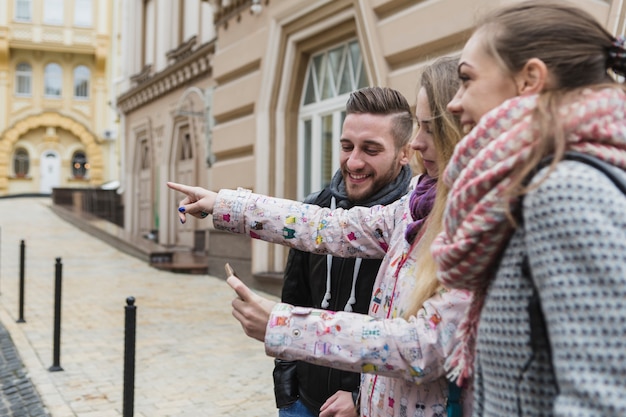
[404,175,437,244]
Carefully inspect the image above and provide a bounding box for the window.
[297,40,368,200]
[44,63,62,97]
[13,148,30,177]
[143,0,155,66]
[74,0,92,26]
[71,151,89,178]
[140,139,150,169]
[180,133,193,161]
[15,63,32,96]
[15,0,32,21]
[181,0,200,44]
[44,0,64,25]
[73,66,90,98]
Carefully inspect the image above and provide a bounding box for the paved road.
[0,198,279,417]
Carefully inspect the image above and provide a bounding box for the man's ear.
[514,58,549,95]
[398,144,412,166]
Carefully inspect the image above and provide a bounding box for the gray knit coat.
[473,160,626,417]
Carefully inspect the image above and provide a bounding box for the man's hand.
[226,275,277,342]
[319,391,358,417]
[166,182,217,223]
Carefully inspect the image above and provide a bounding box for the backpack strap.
[536,151,626,194]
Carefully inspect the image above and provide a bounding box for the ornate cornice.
[213,0,268,28]
[166,36,197,64]
[117,40,216,115]
[130,64,152,85]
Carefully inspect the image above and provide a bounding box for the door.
[40,150,61,194]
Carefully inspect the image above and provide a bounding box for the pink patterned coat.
[214,188,472,417]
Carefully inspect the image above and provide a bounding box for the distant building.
[0,0,118,195]
[117,0,625,290]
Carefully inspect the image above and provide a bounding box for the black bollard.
[49,258,63,372]
[16,240,25,323]
[123,296,136,417]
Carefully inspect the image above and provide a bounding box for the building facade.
[0,0,118,195]
[117,0,626,289]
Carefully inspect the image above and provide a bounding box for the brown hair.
[345,86,414,149]
[414,56,463,177]
[475,0,626,206]
[404,56,463,318]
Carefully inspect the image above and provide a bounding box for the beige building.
[0,0,118,195]
[117,0,626,291]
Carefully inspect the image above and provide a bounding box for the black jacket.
[273,187,385,414]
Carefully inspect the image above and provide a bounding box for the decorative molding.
[42,28,64,43]
[166,36,197,64]
[130,64,153,86]
[214,0,269,28]
[117,41,216,115]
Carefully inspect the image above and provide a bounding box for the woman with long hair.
[169,56,471,417]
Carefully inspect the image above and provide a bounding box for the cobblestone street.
[0,197,279,417]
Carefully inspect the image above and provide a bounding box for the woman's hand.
[226,274,277,342]
[320,391,359,417]
[166,182,217,223]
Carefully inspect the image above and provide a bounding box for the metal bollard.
[123,296,136,417]
[16,240,25,323]
[49,258,63,372]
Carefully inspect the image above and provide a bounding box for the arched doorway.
[39,150,61,194]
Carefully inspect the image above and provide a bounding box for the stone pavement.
[0,197,279,417]
[0,322,49,416]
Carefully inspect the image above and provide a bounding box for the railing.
[52,188,124,227]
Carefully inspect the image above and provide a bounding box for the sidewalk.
[0,197,279,417]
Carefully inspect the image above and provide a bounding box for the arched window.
[44,63,62,97]
[74,66,90,98]
[15,62,32,96]
[13,148,30,177]
[297,39,368,200]
[71,151,89,178]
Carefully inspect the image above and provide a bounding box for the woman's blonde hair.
[403,56,463,318]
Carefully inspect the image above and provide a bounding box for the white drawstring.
[320,196,362,312]
[344,258,362,312]
[321,197,336,309]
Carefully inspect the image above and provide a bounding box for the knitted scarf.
[432,87,626,387]
[405,174,437,244]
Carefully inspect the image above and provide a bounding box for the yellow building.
[0,0,117,195]
[117,0,625,291]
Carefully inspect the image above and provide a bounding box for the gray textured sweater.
[473,160,626,417]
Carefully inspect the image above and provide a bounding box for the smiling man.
[275,86,414,417]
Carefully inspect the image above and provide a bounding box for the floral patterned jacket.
[214,188,472,417]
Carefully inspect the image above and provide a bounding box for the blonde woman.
[169,57,470,417]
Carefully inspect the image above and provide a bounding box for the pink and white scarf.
[432,87,626,386]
